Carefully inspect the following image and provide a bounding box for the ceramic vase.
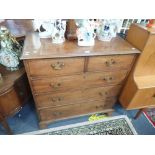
[33,20,54,38]
[51,19,66,44]
[97,19,122,41]
[33,19,66,44]
[75,19,97,46]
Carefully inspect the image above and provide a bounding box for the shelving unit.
[119,19,149,34]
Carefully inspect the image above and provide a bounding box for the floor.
[0,97,155,135]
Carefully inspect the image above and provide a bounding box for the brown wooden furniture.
[0,19,33,134]
[0,111,12,135]
[119,24,155,118]
[21,32,140,128]
[0,66,31,134]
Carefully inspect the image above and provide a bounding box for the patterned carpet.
[23,115,137,135]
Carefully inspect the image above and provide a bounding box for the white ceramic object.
[33,19,54,38]
[75,19,97,46]
[33,19,66,44]
[76,27,96,46]
[97,19,122,41]
[51,19,66,44]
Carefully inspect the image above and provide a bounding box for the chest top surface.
[21,32,140,60]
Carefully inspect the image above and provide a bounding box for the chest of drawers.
[21,33,140,128]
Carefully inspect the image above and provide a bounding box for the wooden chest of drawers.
[21,33,140,128]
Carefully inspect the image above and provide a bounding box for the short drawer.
[38,98,116,121]
[35,85,122,109]
[88,55,135,72]
[31,70,127,94]
[27,57,84,77]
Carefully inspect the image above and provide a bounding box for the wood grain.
[126,23,149,51]
[21,33,140,60]
[88,55,135,72]
[35,85,122,109]
[31,70,128,94]
[38,98,116,122]
[119,24,155,110]
[0,68,31,117]
[27,57,84,77]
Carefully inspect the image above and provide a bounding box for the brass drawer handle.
[51,62,65,70]
[99,92,108,96]
[103,77,113,82]
[51,96,64,102]
[96,105,104,109]
[105,59,116,66]
[53,111,62,116]
[50,83,61,89]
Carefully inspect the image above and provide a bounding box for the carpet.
[23,115,137,135]
[143,109,155,128]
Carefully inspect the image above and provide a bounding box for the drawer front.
[88,55,135,72]
[35,85,122,109]
[31,70,127,94]
[38,98,116,121]
[27,57,84,77]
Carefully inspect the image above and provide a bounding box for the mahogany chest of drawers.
[21,32,140,128]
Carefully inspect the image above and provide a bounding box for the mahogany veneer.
[21,33,140,128]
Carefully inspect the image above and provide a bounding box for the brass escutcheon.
[51,62,65,70]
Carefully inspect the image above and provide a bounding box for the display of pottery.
[0,26,22,71]
[97,19,122,41]
[33,19,66,44]
[33,19,123,45]
[75,19,98,46]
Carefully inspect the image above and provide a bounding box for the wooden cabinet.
[0,67,31,134]
[21,32,140,128]
[119,24,155,110]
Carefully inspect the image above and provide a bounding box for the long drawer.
[31,70,127,94]
[88,55,135,72]
[35,85,122,109]
[38,98,116,122]
[27,57,84,77]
